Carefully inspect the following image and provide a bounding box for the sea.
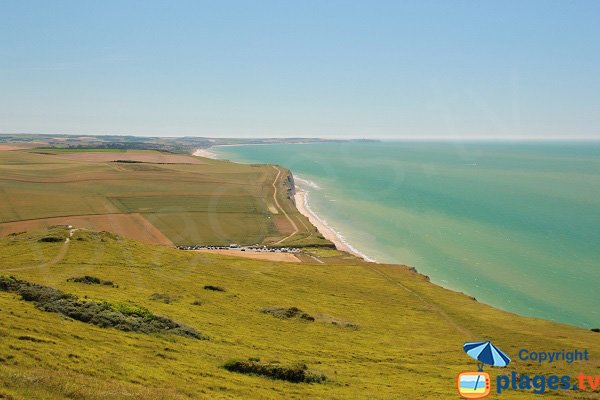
[213,141,600,328]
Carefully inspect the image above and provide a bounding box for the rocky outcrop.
[284,170,296,205]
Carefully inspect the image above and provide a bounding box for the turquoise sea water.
[214,142,600,328]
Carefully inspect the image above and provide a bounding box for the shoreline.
[192,148,217,159]
[294,186,376,262]
[195,146,376,262]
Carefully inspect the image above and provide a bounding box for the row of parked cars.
[177,244,301,253]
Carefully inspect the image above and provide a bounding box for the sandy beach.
[294,188,374,262]
[202,145,373,262]
[192,148,217,159]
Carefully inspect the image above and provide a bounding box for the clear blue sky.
[1,1,599,139]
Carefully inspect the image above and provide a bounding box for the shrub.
[191,300,203,306]
[223,360,326,384]
[0,276,206,340]
[38,236,63,243]
[261,306,315,321]
[149,293,175,304]
[203,285,225,292]
[592,328,600,333]
[67,276,115,287]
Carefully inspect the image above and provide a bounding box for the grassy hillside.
[0,149,328,248]
[0,228,597,399]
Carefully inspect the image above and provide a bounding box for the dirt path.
[193,249,300,263]
[304,253,325,264]
[271,166,300,244]
[5,229,76,272]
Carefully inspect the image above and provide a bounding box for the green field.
[143,212,272,246]
[0,228,597,399]
[0,150,328,247]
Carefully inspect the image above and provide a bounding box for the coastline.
[195,146,375,262]
[192,148,217,159]
[294,187,376,262]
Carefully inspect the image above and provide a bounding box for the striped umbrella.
[463,341,511,370]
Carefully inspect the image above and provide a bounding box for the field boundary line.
[272,166,300,244]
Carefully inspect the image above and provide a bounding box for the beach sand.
[193,148,217,159]
[294,188,372,261]
[202,145,373,262]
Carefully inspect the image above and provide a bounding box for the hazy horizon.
[2,131,600,142]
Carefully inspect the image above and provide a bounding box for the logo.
[457,371,491,399]
[456,341,511,399]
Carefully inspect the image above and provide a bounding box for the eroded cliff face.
[284,171,296,205]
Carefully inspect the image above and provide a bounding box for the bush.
[223,360,326,383]
[149,293,175,304]
[592,328,600,333]
[0,276,206,340]
[261,306,315,321]
[38,236,63,243]
[191,300,203,306]
[67,276,115,287]
[203,285,225,292]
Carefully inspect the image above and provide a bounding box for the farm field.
[0,228,597,399]
[0,149,328,247]
[0,213,173,245]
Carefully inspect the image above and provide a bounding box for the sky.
[1,0,599,139]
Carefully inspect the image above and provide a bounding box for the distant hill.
[0,133,338,154]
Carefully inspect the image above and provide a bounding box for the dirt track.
[193,249,300,263]
[0,213,173,246]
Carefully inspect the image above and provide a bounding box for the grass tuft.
[223,359,326,384]
[67,276,115,287]
[149,293,176,304]
[203,285,225,292]
[261,306,315,321]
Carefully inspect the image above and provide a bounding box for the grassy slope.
[0,228,598,399]
[0,150,328,247]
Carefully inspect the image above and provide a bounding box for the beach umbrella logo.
[457,341,511,399]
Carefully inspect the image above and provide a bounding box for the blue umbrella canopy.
[463,341,511,367]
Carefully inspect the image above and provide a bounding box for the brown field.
[193,248,301,262]
[51,151,208,164]
[0,145,26,151]
[0,213,173,245]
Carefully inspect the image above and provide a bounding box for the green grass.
[0,228,597,399]
[143,212,275,246]
[112,195,265,214]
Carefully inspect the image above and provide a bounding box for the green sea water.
[214,142,600,328]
